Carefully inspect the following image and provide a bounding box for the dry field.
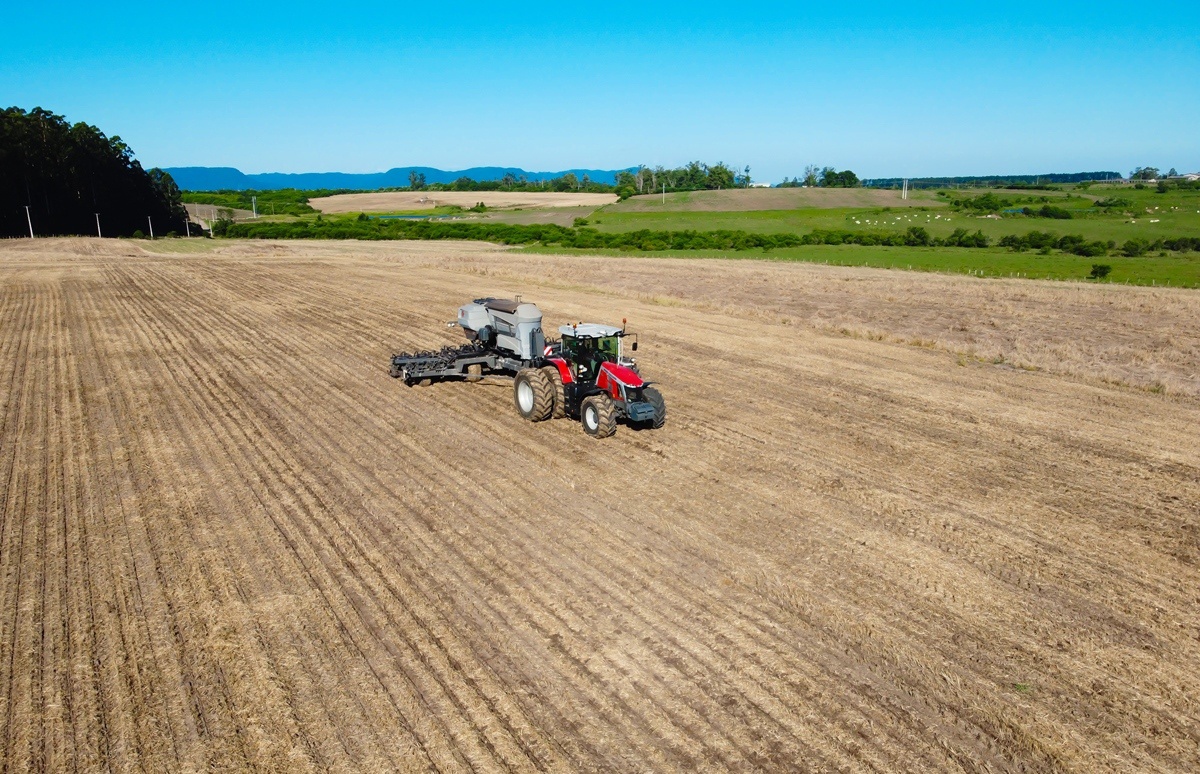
[184,202,253,223]
[310,191,618,213]
[2,237,1198,772]
[614,187,945,212]
[461,207,600,228]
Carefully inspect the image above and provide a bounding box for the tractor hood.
[599,361,644,388]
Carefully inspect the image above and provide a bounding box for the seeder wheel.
[513,369,553,421]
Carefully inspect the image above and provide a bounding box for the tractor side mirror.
[631,341,638,351]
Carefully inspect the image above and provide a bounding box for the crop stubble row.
[1,239,1198,772]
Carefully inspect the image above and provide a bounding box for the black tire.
[581,394,617,438]
[466,363,483,383]
[643,386,667,429]
[541,365,566,419]
[513,368,553,421]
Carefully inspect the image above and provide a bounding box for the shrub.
[1122,239,1147,257]
[1022,205,1071,219]
[952,193,1011,212]
[1089,264,1112,279]
[132,229,145,239]
[999,234,1026,251]
[904,226,931,246]
[1072,241,1109,257]
[945,228,990,248]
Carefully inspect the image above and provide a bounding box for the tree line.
[178,188,365,216]
[777,166,860,188]
[864,172,1121,189]
[1128,167,1193,181]
[406,162,862,195]
[1,106,187,238]
[945,192,1075,218]
[221,162,759,202]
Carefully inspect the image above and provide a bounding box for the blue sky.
[3,2,1197,182]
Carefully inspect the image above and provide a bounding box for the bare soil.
[461,206,599,227]
[184,202,253,222]
[310,191,618,213]
[615,187,945,211]
[2,237,1198,772]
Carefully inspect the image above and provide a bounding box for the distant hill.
[165,166,635,192]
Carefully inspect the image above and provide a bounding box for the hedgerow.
[220,217,1199,257]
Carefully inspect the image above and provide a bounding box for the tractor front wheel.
[581,394,617,438]
[643,386,667,429]
[514,369,553,421]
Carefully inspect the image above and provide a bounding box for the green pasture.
[585,186,1200,244]
[520,243,1200,288]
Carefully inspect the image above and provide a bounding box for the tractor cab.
[558,323,630,383]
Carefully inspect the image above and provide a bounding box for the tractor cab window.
[562,336,583,362]
[596,336,620,361]
[563,335,617,381]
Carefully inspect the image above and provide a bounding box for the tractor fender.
[547,357,573,384]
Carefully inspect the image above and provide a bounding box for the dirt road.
[2,238,1197,771]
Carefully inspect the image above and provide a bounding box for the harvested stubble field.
[310,191,618,214]
[2,237,1199,772]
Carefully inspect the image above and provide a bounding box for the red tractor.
[514,321,666,438]
[391,299,666,439]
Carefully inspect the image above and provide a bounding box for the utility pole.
[25,205,34,238]
[147,216,154,239]
[662,183,666,204]
[252,196,257,218]
[95,213,102,238]
[184,217,190,237]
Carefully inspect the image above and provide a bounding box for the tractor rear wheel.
[643,386,667,429]
[581,394,617,438]
[514,368,553,421]
[541,366,566,419]
[466,363,483,383]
